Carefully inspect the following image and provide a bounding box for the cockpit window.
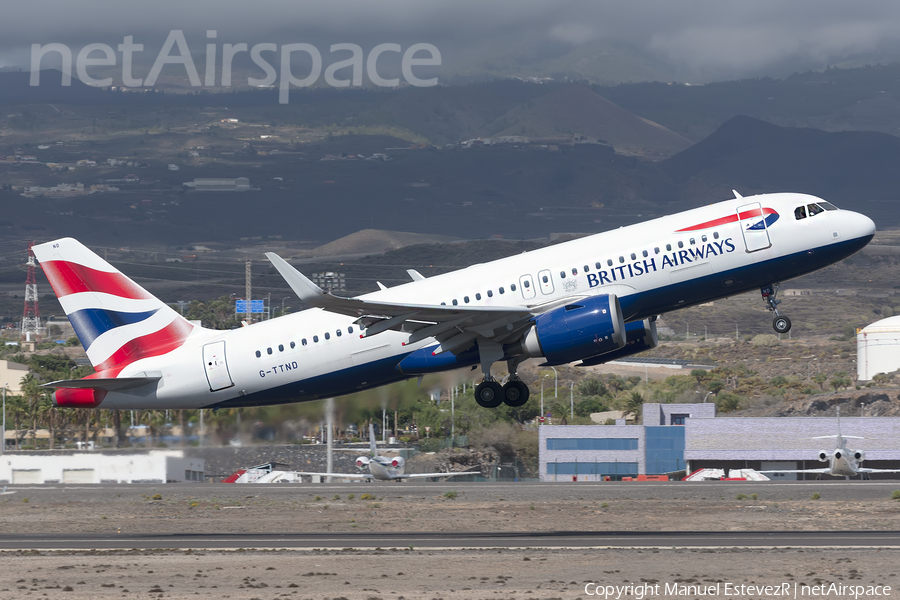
[807,203,825,217]
[794,206,807,220]
[819,201,839,211]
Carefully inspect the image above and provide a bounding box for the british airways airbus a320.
[34,192,875,410]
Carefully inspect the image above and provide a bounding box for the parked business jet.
[35,192,875,410]
[297,425,480,481]
[759,407,900,479]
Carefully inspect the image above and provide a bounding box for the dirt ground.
[1,547,898,600]
[2,487,900,598]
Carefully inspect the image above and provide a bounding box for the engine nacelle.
[853,450,865,462]
[578,319,658,367]
[516,294,626,366]
[355,456,372,469]
[389,456,405,469]
[54,388,107,408]
[818,451,829,462]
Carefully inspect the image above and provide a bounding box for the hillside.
[305,229,460,258]
[486,84,692,158]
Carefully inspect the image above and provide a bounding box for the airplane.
[758,407,900,480]
[297,425,481,481]
[34,191,875,411]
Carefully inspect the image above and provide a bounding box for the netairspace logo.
[30,30,442,104]
[583,581,893,599]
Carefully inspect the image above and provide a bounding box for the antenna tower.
[22,241,44,341]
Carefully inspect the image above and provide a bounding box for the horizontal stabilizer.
[41,376,161,391]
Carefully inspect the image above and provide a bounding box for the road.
[1,530,898,551]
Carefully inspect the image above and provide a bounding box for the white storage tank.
[857,316,900,380]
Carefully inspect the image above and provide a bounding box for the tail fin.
[369,424,378,457]
[32,238,194,375]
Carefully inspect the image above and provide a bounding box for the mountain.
[661,116,900,220]
[483,84,692,158]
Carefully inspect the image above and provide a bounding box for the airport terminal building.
[539,402,900,480]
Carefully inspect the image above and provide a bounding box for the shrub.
[443,490,458,500]
[811,492,821,500]
[891,490,900,500]
[751,334,780,347]
[347,493,355,500]
[418,438,441,453]
[360,493,375,500]
[151,493,162,501]
[735,493,747,500]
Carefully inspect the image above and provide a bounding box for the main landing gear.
[761,284,791,334]
[473,350,531,409]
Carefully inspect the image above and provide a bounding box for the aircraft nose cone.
[852,211,876,239]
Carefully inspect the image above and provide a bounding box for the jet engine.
[817,451,829,462]
[389,456,405,469]
[511,294,626,366]
[853,450,865,462]
[355,456,372,469]
[578,319,657,366]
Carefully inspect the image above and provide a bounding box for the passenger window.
[583,265,589,273]
[278,344,284,352]
[302,339,307,346]
[464,296,470,303]
[499,287,505,294]
[572,268,578,275]
[325,332,330,340]
[619,256,625,264]
[511,284,517,291]
[290,341,295,349]
[487,290,493,298]
[560,271,566,279]
[441,302,446,305]
[654,247,660,254]
[452,299,458,306]
[255,350,261,358]
[689,238,695,245]
[607,259,613,267]
[267,348,273,355]
[713,232,719,239]
[336,329,342,337]
[642,250,648,258]
[701,235,707,242]
[666,244,672,251]
[630,253,636,260]
[348,326,353,333]
[523,280,530,288]
[677,241,684,249]
[595,262,602,270]
[475,293,481,300]
[808,203,824,216]
[542,275,549,283]
[313,335,319,343]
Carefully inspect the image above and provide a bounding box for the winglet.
[265,252,327,305]
[733,189,743,199]
[407,269,426,281]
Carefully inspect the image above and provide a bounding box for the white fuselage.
[98,192,875,409]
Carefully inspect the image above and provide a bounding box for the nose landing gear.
[761,284,791,333]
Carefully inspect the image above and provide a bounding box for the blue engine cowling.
[577,319,658,367]
[518,294,626,366]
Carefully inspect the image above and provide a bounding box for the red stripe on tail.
[93,318,194,373]
[40,260,154,300]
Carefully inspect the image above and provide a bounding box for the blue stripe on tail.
[67,308,160,349]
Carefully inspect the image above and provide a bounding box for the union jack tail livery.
[32,239,194,407]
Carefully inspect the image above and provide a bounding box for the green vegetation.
[811,492,821,500]
[443,491,458,500]
[891,490,900,501]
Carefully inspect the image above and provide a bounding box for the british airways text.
[588,238,736,287]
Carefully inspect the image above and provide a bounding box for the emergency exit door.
[736,202,772,253]
[203,341,234,391]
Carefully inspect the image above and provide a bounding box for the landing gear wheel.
[773,316,791,334]
[502,380,530,407]
[474,381,504,408]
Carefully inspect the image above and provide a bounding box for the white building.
[857,316,900,380]
[0,450,204,484]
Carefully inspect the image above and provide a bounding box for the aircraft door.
[202,341,234,391]
[537,269,554,295]
[518,274,536,299]
[736,202,772,252]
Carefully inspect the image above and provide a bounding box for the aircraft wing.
[857,467,900,474]
[398,471,481,479]
[41,377,161,391]
[294,471,374,480]
[266,252,575,352]
[757,468,832,474]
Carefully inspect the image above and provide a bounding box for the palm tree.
[622,391,644,423]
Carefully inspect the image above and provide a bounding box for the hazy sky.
[9,1,900,82]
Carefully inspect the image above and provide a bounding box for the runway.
[2,530,898,551]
